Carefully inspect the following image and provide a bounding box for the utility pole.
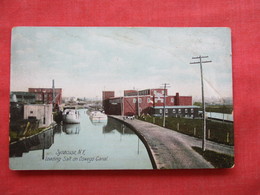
[161,83,170,127]
[122,96,124,116]
[119,90,124,116]
[137,89,140,117]
[190,56,212,151]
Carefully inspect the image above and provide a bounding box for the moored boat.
[62,108,80,124]
[89,111,108,123]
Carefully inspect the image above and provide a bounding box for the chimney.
[175,92,180,105]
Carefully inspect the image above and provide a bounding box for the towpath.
[110,116,234,169]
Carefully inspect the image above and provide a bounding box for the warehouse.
[102,88,194,117]
[28,88,62,105]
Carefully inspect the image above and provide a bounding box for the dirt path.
[110,116,233,169]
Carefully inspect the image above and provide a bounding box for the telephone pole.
[161,83,170,127]
[190,56,212,151]
[137,89,140,117]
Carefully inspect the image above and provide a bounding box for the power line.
[190,56,212,152]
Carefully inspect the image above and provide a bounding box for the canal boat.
[62,108,80,124]
[89,111,108,123]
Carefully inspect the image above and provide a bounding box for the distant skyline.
[11,27,232,101]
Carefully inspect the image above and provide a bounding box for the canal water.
[9,109,153,170]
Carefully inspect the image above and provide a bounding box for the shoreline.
[109,115,233,169]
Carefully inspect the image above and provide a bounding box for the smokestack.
[175,92,180,105]
[52,79,55,104]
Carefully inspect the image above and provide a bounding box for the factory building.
[28,88,62,105]
[103,88,197,118]
[151,106,199,118]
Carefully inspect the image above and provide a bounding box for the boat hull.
[63,116,80,124]
[89,111,108,123]
[62,109,80,124]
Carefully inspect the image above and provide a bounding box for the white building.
[24,104,53,127]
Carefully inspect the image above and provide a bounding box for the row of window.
[159,108,194,114]
[132,97,175,104]
[133,98,150,103]
[139,90,150,96]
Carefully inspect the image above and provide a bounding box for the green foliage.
[192,103,233,114]
[23,127,46,137]
[9,130,19,142]
[193,102,202,107]
[192,146,234,168]
[139,116,234,145]
[9,126,47,143]
[206,105,233,114]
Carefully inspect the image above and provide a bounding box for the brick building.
[103,88,195,117]
[28,88,62,105]
[151,106,199,118]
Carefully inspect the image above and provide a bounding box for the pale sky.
[11,27,232,101]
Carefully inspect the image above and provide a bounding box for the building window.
[159,109,162,114]
[133,98,136,103]
[173,109,176,113]
[147,98,150,103]
[185,109,188,113]
[178,109,181,113]
[165,109,168,113]
[171,98,174,103]
[30,111,33,114]
[191,109,194,113]
[191,114,194,118]
[138,98,142,103]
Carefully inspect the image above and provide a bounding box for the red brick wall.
[152,96,175,107]
[102,91,114,100]
[28,88,62,105]
[105,90,192,115]
[124,90,137,96]
[123,96,153,115]
[178,96,192,106]
[150,88,168,96]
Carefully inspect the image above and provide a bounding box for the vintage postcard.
[9,27,234,170]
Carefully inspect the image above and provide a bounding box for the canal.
[9,109,153,170]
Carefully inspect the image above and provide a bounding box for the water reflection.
[90,120,108,127]
[9,109,152,170]
[10,127,54,157]
[103,118,135,135]
[63,124,80,134]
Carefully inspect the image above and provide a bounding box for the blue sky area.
[11,27,232,101]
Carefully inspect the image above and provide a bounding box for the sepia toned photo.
[9,27,234,170]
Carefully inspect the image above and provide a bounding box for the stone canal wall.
[109,116,233,169]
